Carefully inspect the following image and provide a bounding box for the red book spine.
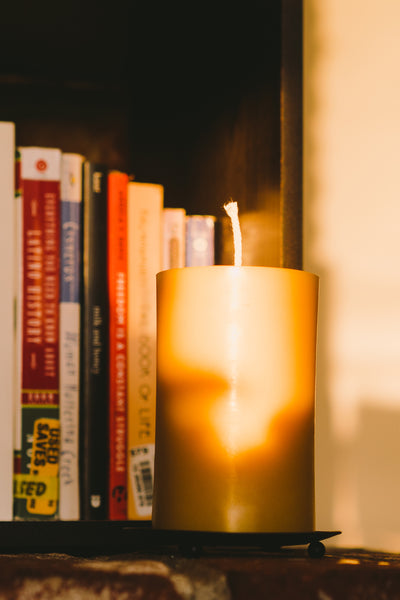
[14,147,61,520]
[108,171,128,519]
[22,177,60,392]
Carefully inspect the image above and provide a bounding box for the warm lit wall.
[304,0,400,551]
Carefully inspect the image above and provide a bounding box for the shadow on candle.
[153,266,318,533]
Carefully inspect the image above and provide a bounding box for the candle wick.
[224,199,243,267]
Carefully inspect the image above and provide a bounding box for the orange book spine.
[107,171,129,519]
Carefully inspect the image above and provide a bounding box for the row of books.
[0,121,220,522]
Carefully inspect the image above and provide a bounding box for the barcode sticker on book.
[129,444,154,517]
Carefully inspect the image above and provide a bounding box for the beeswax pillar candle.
[153,266,318,533]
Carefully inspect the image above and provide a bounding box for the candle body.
[153,266,318,533]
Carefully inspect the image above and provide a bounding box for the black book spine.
[80,162,109,520]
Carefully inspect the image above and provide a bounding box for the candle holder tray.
[0,521,340,558]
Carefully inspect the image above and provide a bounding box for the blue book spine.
[185,215,216,266]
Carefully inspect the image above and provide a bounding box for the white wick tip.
[223,200,239,219]
[223,199,242,267]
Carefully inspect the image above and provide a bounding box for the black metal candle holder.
[0,521,341,558]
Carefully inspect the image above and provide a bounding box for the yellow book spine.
[127,181,163,519]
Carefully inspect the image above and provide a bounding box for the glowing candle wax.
[152,265,319,533]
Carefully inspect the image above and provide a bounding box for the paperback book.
[162,207,186,270]
[0,122,16,520]
[80,162,109,520]
[13,146,62,520]
[185,215,216,266]
[59,152,84,520]
[127,181,163,520]
[108,170,128,520]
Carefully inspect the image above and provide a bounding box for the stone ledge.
[0,548,398,599]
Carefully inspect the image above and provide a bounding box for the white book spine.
[59,153,84,520]
[0,122,15,520]
[162,207,186,270]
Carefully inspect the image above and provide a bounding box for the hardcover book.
[127,181,163,520]
[80,161,110,520]
[13,146,62,520]
[107,170,128,520]
[0,122,16,520]
[59,153,84,520]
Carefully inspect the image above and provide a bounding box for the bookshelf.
[0,0,303,550]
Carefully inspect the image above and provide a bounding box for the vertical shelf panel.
[280,0,303,269]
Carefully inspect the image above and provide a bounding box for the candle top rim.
[157,265,319,279]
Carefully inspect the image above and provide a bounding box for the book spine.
[80,162,109,520]
[127,181,163,520]
[107,171,128,520]
[13,149,22,517]
[185,215,216,266]
[59,153,84,520]
[162,208,186,270]
[13,147,62,520]
[0,122,15,520]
